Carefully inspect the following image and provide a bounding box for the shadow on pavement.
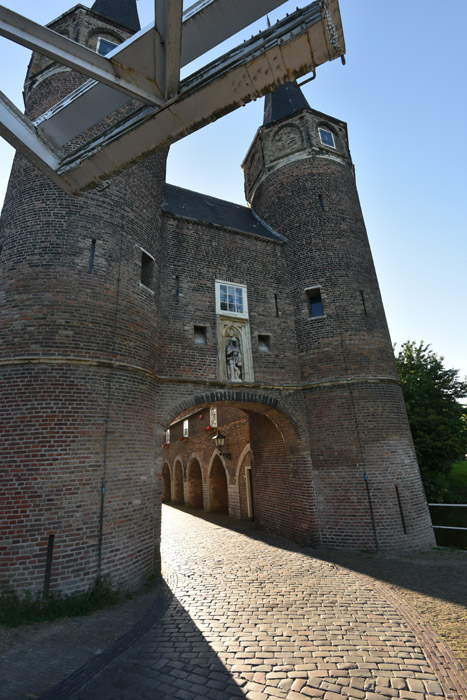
[169,504,467,611]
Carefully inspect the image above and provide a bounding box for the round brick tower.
[243,83,434,550]
[0,1,167,593]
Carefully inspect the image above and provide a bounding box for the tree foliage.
[395,341,467,500]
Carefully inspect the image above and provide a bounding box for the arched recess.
[173,459,184,505]
[209,454,229,513]
[186,457,203,509]
[162,462,171,503]
[237,444,253,520]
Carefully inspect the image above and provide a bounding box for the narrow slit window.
[318,194,325,211]
[183,419,189,438]
[274,293,279,317]
[166,429,170,444]
[210,407,217,428]
[360,290,368,316]
[88,239,96,273]
[141,250,154,289]
[175,275,180,301]
[306,288,325,318]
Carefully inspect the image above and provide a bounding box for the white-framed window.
[318,127,336,148]
[183,419,189,438]
[210,407,217,428]
[215,280,248,319]
[165,429,170,444]
[97,37,119,56]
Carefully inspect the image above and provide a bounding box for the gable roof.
[90,0,140,32]
[162,184,286,243]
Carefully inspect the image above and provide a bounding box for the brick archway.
[173,460,184,505]
[162,462,171,503]
[209,454,229,513]
[186,457,203,509]
[159,391,319,546]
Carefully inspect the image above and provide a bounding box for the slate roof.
[90,0,140,32]
[162,184,285,243]
[264,81,311,125]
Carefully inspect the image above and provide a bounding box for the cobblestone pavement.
[66,507,467,699]
[2,505,467,700]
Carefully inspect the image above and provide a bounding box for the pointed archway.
[186,458,203,509]
[162,462,171,503]
[209,455,229,513]
[173,460,184,505]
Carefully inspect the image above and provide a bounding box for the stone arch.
[186,456,204,509]
[162,462,171,503]
[209,453,229,513]
[173,458,184,505]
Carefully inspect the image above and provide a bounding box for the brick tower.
[0,0,168,593]
[243,83,434,550]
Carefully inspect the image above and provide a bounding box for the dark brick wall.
[1,5,436,595]
[242,107,434,551]
[0,7,168,593]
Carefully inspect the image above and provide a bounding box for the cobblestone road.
[60,506,466,700]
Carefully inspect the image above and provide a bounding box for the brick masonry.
[0,4,435,595]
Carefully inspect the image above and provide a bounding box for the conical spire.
[263,81,311,125]
[91,0,140,33]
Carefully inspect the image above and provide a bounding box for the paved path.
[51,505,466,700]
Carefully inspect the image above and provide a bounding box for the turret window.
[97,38,119,56]
[318,128,335,148]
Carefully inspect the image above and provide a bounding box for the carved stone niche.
[218,318,254,383]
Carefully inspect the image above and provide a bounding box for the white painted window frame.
[215,280,248,319]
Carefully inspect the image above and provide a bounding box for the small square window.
[318,128,335,148]
[141,249,154,289]
[306,288,325,318]
[194,325,207,345]
[258,334,271,352]
[97,38,118,56]
[183,420,189,438]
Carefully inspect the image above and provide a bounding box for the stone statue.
[226,337,243,381]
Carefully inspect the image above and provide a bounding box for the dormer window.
[97,38,119,56]
[318,128,335,148]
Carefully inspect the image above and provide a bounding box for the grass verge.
[0,578,119,627]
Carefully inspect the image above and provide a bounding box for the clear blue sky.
[1,1,466,381]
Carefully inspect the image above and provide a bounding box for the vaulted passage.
[159,398,319,546]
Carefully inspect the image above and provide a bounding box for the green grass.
[449,461,467,488]
[0,578,119,627]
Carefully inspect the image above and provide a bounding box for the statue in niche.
[225,336,243,382]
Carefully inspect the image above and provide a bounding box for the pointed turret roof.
[90,0,140,32]
[263,81,311,125]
